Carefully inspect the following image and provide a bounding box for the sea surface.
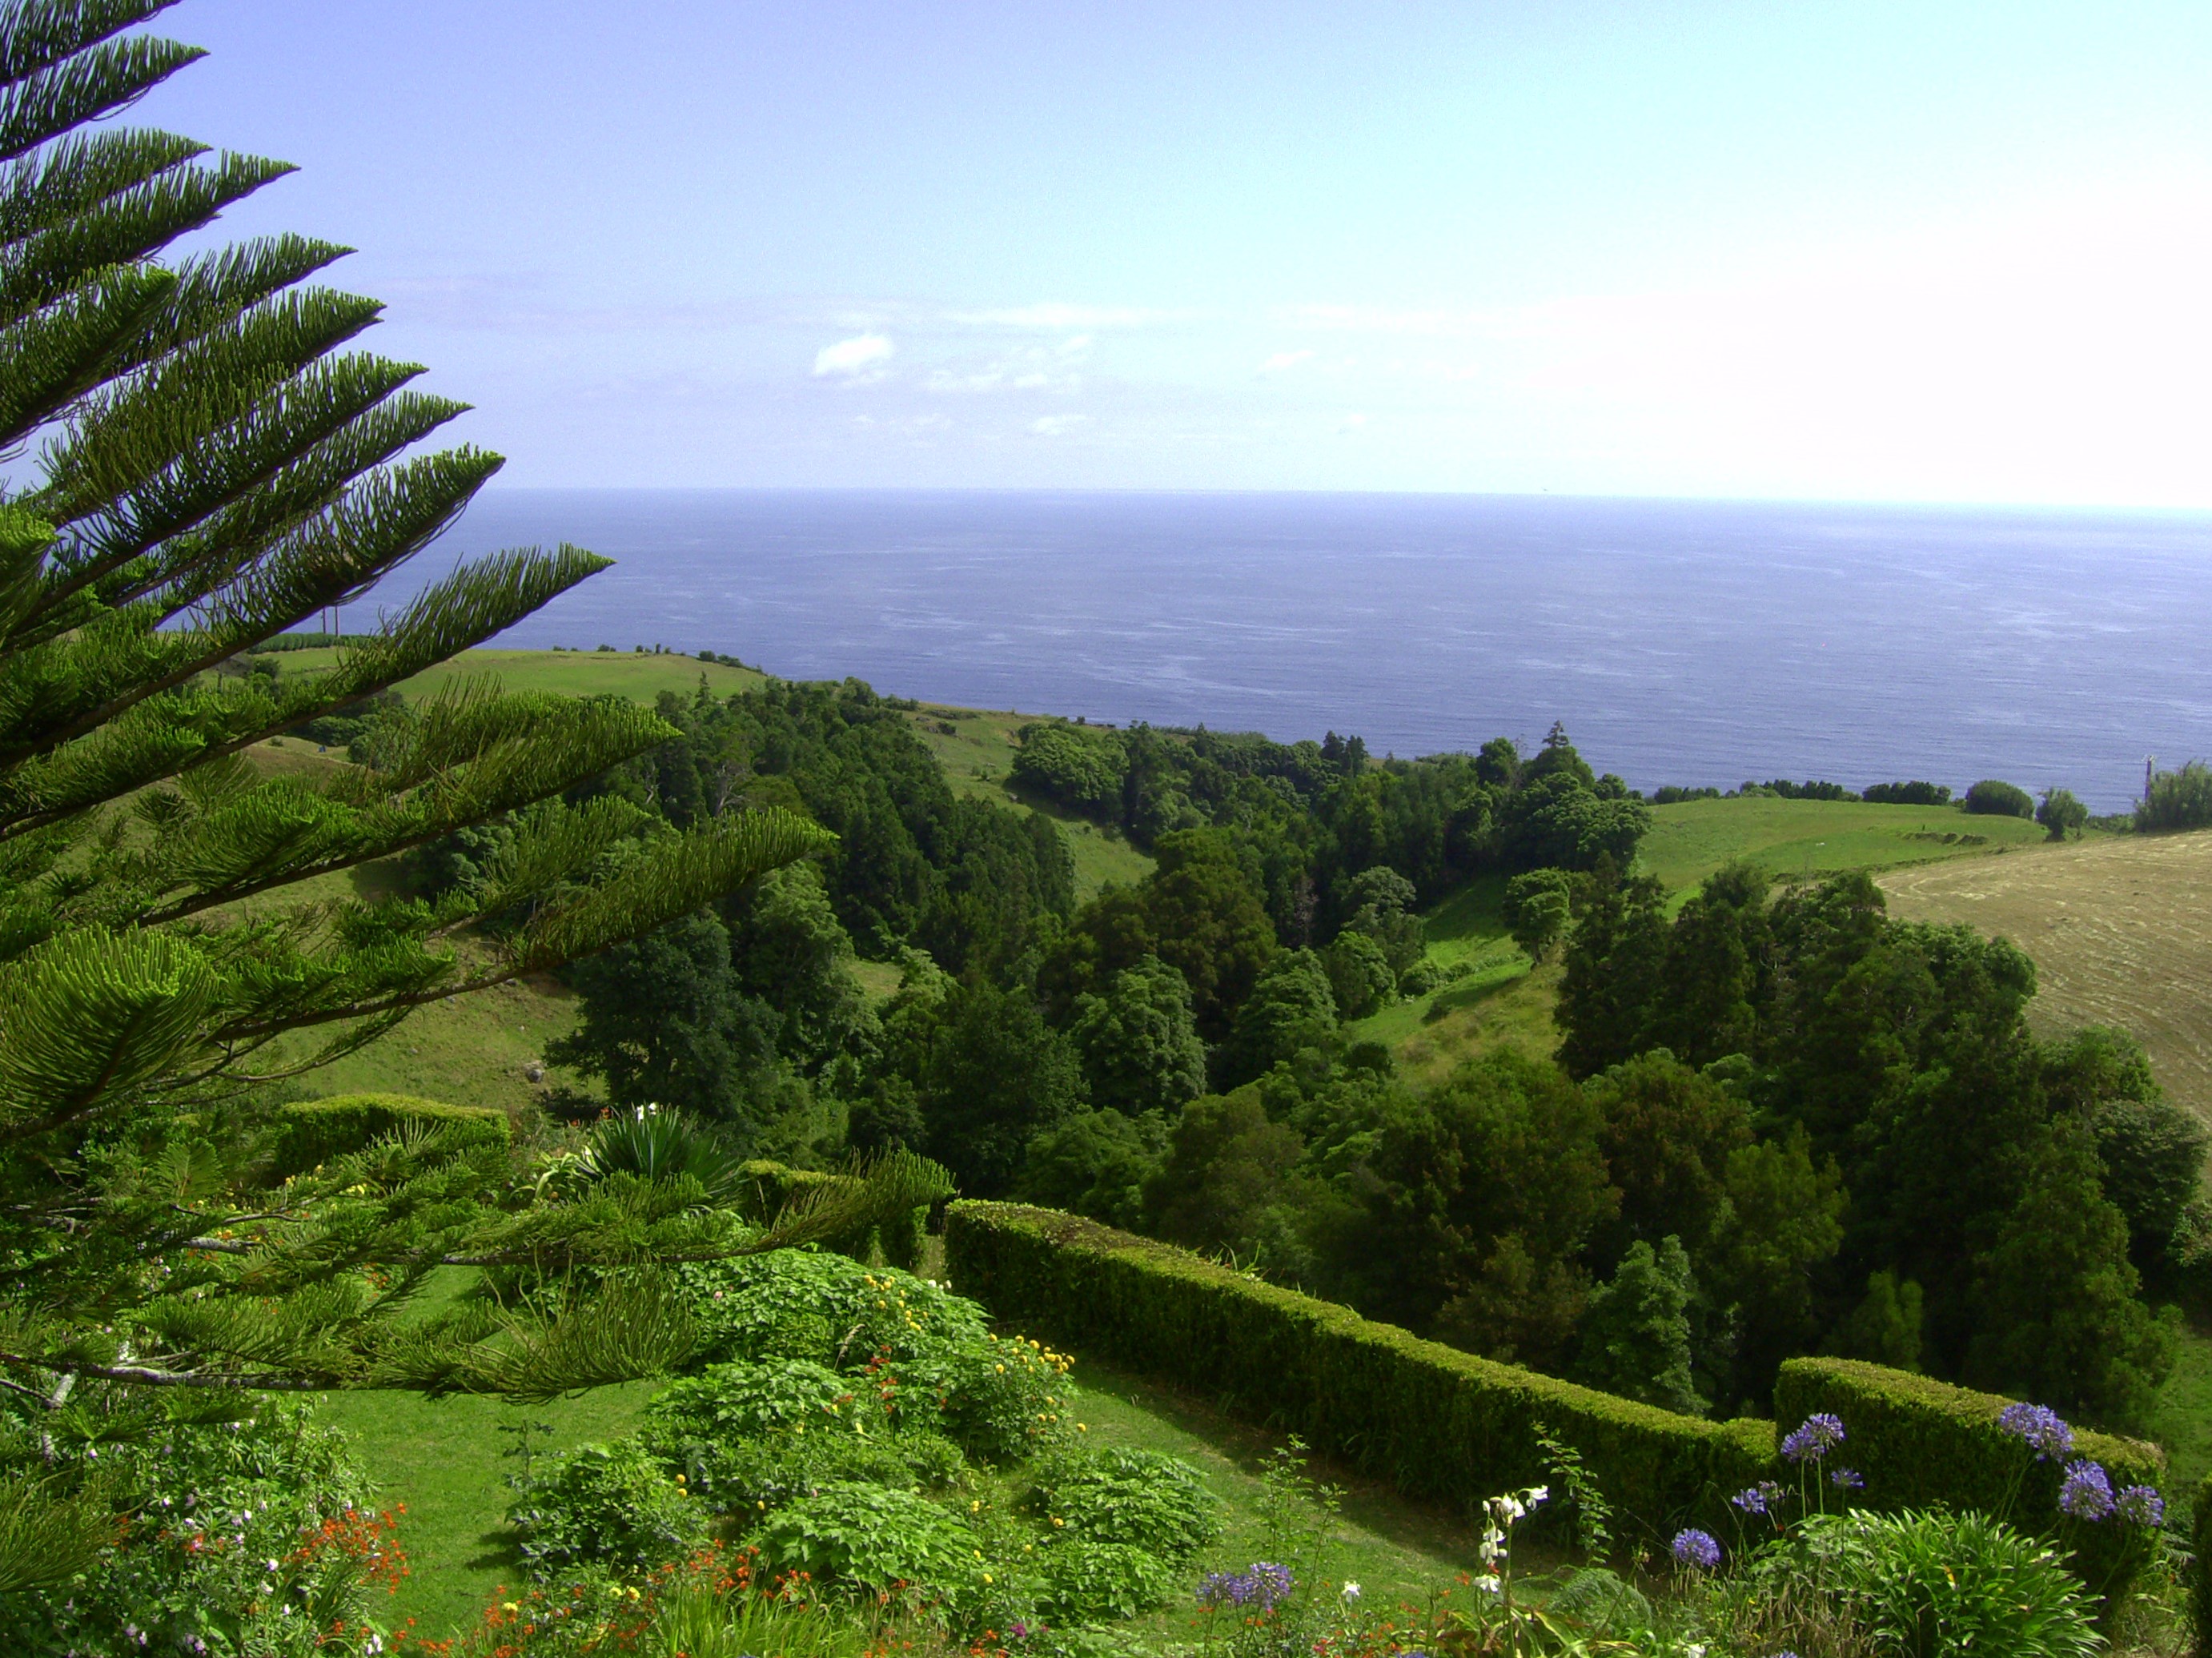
[334,491,2212,813]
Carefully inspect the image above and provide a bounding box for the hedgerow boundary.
[945,1202,2166,1604]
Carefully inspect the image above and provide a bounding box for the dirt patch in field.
[1879,831,2212,1123]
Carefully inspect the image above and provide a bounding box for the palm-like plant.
[0,0,952,1590]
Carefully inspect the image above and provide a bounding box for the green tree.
[1707,1130,1847,1406]
[1067,954,1206,1118]
[1572,1236,1704,1416]
[909,977,1086,1195]
[548,910,789,1135]
[725,863,877,1075]
[1224,947,1338,1084]
[2036,786,2089,841]
[1011,720,1126,815]
[1829,1271,1925,1372]
[1638,861,1771,1066]
[1963,778,2035,818]
[1553,861,1668,1078]
[2139,760,2212,831]
[1142,1088,1307,1263]
[1586,1050,1751,1264]
[1965,1117,2175,1430]
[1503,868,1572,963]
[1320,929,1395,1021]
[0,0,949,1593]
[1015,1106,1164,1231]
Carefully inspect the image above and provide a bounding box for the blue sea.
[336,491,2212,813]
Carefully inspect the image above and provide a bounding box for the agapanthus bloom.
[1731,1481,1784,1515]
[2057,1459,2115,1521]
[1780,1414,1845,1463]
[1829,1467,1865,1491]
[1997,1403,2075,1463]
[2115,1485,2166,1527]
[1672,1528,1722,1569]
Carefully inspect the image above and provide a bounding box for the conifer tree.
[0,0,945,1589]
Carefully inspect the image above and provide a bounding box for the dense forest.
[348,672,2202,1432]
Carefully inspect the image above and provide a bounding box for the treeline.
[335,670,2197,1431]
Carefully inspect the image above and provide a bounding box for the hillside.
[1881,829,2212,1124]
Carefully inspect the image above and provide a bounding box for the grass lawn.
[325,1347,1493,1647]
[2145,1320,2212,1518]
[321,1380,662,1640]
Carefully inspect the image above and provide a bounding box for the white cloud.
[1030,414,1089,437]
[1257,349,1316,375]
[1337,412,1370,434]
[813,333,894,377]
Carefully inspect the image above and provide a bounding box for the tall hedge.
[1776,1359,2164,1605]
[944,1202,1771,1540]
[272,1094,511,1178]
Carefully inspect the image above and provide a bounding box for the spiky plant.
[0,0,954,1592]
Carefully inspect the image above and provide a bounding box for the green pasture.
[1639,796,2049,895]
[266,644,768,705]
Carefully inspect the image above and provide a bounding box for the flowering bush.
[3,1395,399,1657]
[508,1439,712,1576]
[1029,1447,1219,1561]
[677,1253,986,1372]
[749,1480,984,1601]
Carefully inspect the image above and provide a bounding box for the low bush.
[1964,778,2036,818]
[944,1202,1772,1540]
[646,1359,873,1441]
[1035,1535,1185,1621]
[732,1161,927,1268]
[1772,1359,2162,1602]
[1031,1446,1221,1560]
[1787,1507,2102,1657]
[271,1091,510,1177]
[749,1480,983,1598]
[508,1439,713,1575]
[2140,760,2212,832]
[676,1250,986,1372]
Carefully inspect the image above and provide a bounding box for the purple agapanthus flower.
[2058,1459,2115,1521]
[1731,1481,1784,1515]
[2116,1486,2166,1527]
[1829,1467,1865,1491]
[1672,1528,1722,1569]
[1780,1413,1846,1463]
[1199,1563,1295,1611]
[1251,1563,1293,1608]
[1997,1403,2076,1463]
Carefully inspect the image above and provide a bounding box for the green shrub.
[1772,1358,2162,1602]
[750,1481,982,1596]
[1964,778,2036,818]
[1033,1447,1221,1560]
[1035,1536,1183,1622]
[945,1202,1772,1537]
[656,1429,966,1519]
[676,1250,986,1372]
[1547,1566,1652,1636]
[644,1359,873,1441]
[1788,1508,2101,1658]
[508,1439,712,1576]
[2140,761,2212,833]
[926,1334,1082,1465]
[271,1092,510,1176]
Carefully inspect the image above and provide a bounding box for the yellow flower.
[982,1572,994,1584]
[502,1601,521,1613]
[625,1586,641,1601]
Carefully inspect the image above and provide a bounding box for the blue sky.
[142,2,2212,504]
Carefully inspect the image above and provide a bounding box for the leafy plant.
[644,1359,872,1443]
[508,1439,712,1576]
[1035,1536,1181,1622]
[666,1429,966,1520]
[750,1480,983,1600]
[930,1335,1081,1464]
[1032,1447,1219,1562]
[579,1106,753,1205]
[678,1252,987,1374]
[1789,1507,2102,1658]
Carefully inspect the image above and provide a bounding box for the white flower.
[1524,1485,1549,1507]
[266,1558,279,1572]
[1686,1647,1707,1658]
[1341,1581,1362,1600]
[1474,1574,1503,1596]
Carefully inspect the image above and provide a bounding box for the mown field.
[265,643,768,705]
[1881,828,2212,1125]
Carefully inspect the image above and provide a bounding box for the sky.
[135,1,2212,504]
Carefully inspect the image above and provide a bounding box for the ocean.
[335,490,2212,813]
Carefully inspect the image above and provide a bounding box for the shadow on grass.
[1422,961,1530,1022]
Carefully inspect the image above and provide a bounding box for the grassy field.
[326,1343,1491,1645]
[1879,828,2212,1123]
[1638,796,2049,895]
[265,644,768,705]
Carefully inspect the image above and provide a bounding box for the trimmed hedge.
[737,1161,925,1270]
[944,1202,1770,1540]
[272,1093,510,1177]
[1776,1359,2163,1608]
